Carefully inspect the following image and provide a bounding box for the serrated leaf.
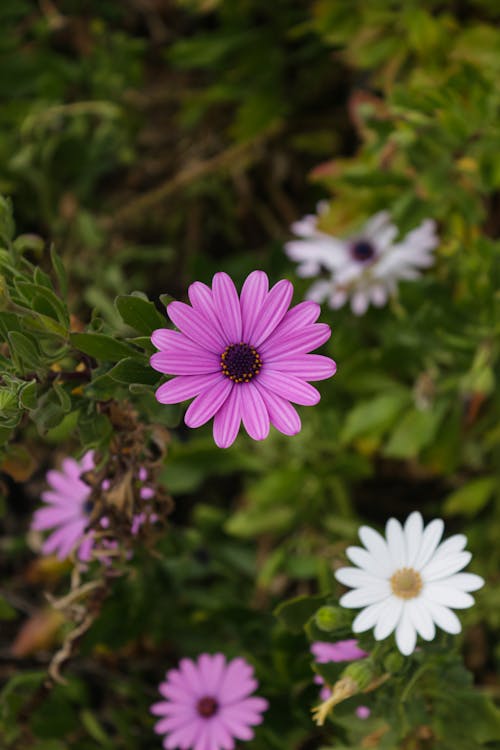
[115,294,166,335]
[70,333,140,362]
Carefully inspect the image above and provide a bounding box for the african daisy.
[285,210,438,315]
[335,511,484,655]
[31,453,156,562]
[151,653,268,750]
[150,271,336,448]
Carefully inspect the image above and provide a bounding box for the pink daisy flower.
[150,271,336,448]
[151,654,268,750]
[31,451,96,562]
[32,455,157,562]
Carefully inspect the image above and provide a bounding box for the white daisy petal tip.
[336,512,482,655]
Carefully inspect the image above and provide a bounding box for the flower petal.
[240,383,270,441]
[352,600,392,633]
[443,573,484,592]
[407,599,435,641]
[414,519,444,571]
[423,584,475,609]
[212,272,242,342]
[404,512,423,568]
[260,323,331,358]
[188,281,227,342]
[184,378,233,428]
[425,601,462,634]
[240,271,269,341]
[421,551,472,582]
[155,373,222,404]
[345,546,389,578]
[254,383,301,435]
[374,598,403,641]
[340,586,390,608]
[395,606,417,655]
[386,517,406,568]
[197,653,227,695]
[358,526,391,569]
[335,567,389,591]
[257,370,320,405]
[251,279,294,347]
[213,387,242,448]
[217,658,257,704]
[167,301,225,353]
[151,350,220,376]
[265,353,336,381]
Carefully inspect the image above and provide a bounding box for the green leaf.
[115,294,166,335]
[50,245,68,297]
[15,282,69,325]
[443,477,496,517]
[70,333,141,362]
[8,331,41,369]
[340,391,410,444]
[107,357,159,385]
[18,380,37,410]
[274,594,326,633]
[383,403,447,459]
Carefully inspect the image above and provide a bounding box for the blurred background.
[1,1,500,748]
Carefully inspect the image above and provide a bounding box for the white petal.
[423,585,475,609]
[329,289,348,309]
[414,519,444,570]
[395,606,417,655]
[404,512,423,568]
[340,585,390,608]
[421,552,472,581]
[444,573,484,592]
[425,601,462,634]
[374,598,403,641]
[364,211,392,238]
[407,599,435,641]
[370,284,388,307]
[305,280,332,303]
[430,534,467,562]
[335,567,385,589]
[386,518,406,568]
[358,526,391,570]
[352,599,391,633]
[345,546,388,577]
[351,291,369,316]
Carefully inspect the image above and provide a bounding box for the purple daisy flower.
[32,456,158,562]
[31,451,96,562]
[151,653,268,750]
[150,271,336,448]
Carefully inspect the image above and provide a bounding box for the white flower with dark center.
[335,511,484,655]
[285,210,438,315]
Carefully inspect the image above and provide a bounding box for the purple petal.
[167,301,225,353]
[213,387,242,448]
[254,384,301,435]
[257,370,320,405]
[217,658,256,704]
[150,351,219,376]
[162,722,200,749]
[77,534,94,562]
[188,281,227,342]
[184,378,233,428]
[260,322,331,358]
[265,353,336,381]
[32,506,81,530]
[178,658,204,697]
[42,521,85,559]
[155,373,223,404]
[46,470,81,497]
[262,300,320,342]
[250,279,294,347]
[212,272,242,342]
[240,271,269,341]
[197,653,227,695]
[240,383,270,441]
[218,714,254,741]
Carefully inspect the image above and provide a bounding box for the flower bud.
[314,606,346,632]
[342,658,377,691]
[383,651,405,674]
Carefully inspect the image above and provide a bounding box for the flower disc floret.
[150,271,336,448]
[335,511,484,655]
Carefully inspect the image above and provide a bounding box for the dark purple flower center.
[197,696,219,718]
[350,239,376,263]
[220,342,262,383]
[83,498,93,516]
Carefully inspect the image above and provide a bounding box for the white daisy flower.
[334,511,484,656]
[285,210,438,315]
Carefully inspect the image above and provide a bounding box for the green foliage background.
[1,1,500,748]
